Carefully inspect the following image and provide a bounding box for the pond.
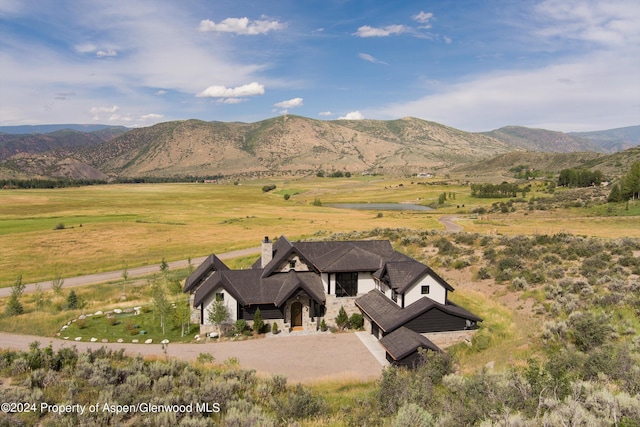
[328,203,434,211]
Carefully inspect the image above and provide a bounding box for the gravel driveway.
[0,331,383,384]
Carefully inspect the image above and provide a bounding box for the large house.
[183,236,481,366]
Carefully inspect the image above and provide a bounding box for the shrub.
[53,222,65,230]
[568,312,613,352]
[476,267,491,280]
[312,198,322,206]
[392,403,435,427]
[283,193,290,200]
[271,322,279,335]
[234,319,248,335]
[349,313,364,330]
[276,384,325,421]
[320,319,327,332]
[261,184,276,193]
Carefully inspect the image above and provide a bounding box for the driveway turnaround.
[0,331,384,384]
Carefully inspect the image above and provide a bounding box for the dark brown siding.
[403,308,467,333]
[241,304,284,320]
[387,352,422,368]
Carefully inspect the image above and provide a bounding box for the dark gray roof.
[183,254,230,293]
[355,290,483,333]
[254,238,396,275]
[379,327,441,361]
[193,269,325,308]
[261,238,319,278]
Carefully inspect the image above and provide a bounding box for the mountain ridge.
[0,116,637,180]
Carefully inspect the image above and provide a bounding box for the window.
[391,290,398,303]
[215,292,224,302]
[335,272,358,297]
[421,286,430,295]
[289,260,296,269]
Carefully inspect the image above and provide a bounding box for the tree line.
[470,182,528,198]
[557,167,603,188]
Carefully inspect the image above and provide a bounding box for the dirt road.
[0,247,261,297]
[438,215,464,232]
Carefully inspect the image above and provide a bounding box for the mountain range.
[1,116,638,181]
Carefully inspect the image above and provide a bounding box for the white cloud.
[413,11,434,28]
[358,53,388,65]
[140,113,164,121]
[338,111,364,120]
[374,51,639,132]
[274,97,303,109]
[354,24,408,38]
[89,105,118,114]
[221,98,245,104]
[198,17,286,35]
[196,82,265,98]
[533,0,640,47]
[155,90,167,95]
[96,48,117,57]
[318,111,333,117]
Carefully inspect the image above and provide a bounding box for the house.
[183,236,481,365]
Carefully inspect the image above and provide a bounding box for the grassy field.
[1,176,638,287]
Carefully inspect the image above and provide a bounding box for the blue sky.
[1,0,638,132]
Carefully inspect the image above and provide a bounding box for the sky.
[1,0,639,132]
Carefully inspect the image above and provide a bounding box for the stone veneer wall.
[422,329,477,349]
[323,294,360,328]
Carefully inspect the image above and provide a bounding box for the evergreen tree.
[5,275,25,316]
[607,183,623,203]
[253,307,264,334]
[622,161,640,200]
[67,290,79,310]
[335,306,349,331]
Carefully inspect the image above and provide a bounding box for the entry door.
[291,302,303,327]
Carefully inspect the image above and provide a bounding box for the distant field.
[1,176,637,287]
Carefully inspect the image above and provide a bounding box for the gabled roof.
[183,254,230,293]
[261,238,318,278]
[354,290,401,332]
[380,261,430,293]
[256,238,396,274]
[355,290,483,333]
[379,327,441,361]
[274,271,326,306]
[193,269,325,308]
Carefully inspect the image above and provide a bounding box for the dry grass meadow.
[1,175,637,288]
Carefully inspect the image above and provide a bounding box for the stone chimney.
[261,236,273,268]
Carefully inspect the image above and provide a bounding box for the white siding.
[200,287,238,325]
[357,272,376,295]
[321,273,329,294]
[403,274,447,306]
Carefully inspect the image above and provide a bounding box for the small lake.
[328,203,434,211]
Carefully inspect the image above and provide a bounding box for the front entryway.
[291,302,303,328]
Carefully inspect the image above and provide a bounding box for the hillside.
[1,116,638,180]
[570,125,640,152]
[482,126,603,153]
[0,128,127,161]
[87,116,516,177]
[453,146,640,181]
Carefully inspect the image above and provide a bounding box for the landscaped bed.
[59,307,198,344]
